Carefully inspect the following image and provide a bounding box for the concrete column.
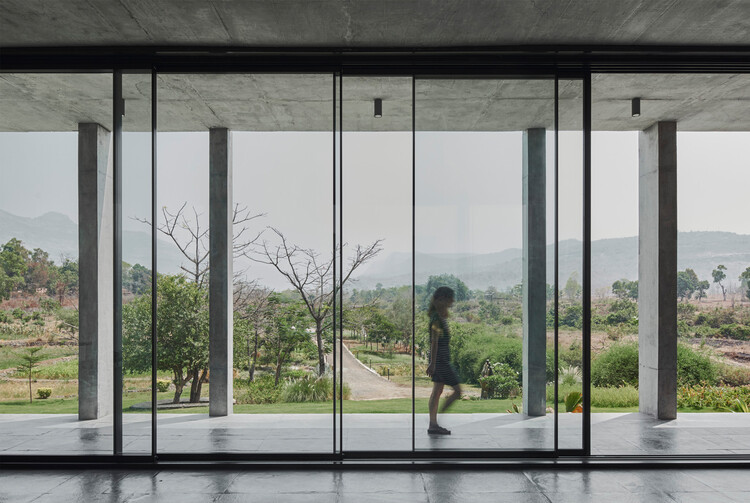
[78,123,114,420]
[209,128,233,417]
[638,121,678,420]
[522,128,547,417]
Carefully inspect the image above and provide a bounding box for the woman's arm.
[426,322,441,376]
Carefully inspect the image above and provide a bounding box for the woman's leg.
[439,384,462,413]
[428,382,444,427]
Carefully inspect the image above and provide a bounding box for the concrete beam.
[638,121,678,420]
[522,128,547,417]
[209,127,233,417]
[77,123,114,420]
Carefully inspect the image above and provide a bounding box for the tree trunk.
[189,368,207,403]
[275,355,283,386]
[28,369,32,403]
[249,328,259,382]
[172,369,185,403]
[316,319,325,376]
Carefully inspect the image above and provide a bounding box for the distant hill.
[355,231,750,292]
[0,209,185,273]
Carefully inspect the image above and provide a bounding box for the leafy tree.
[123,263,152,295]
[261,297,310,385]
[612,279,638,301]
[0,238,30,299]
[677,268,699,301]
[362,307,397,350]
[563,272,582,301]
[49,258,78,305]
[24,248,54,294]
[740,267,750,301]
[712,265,728,301]
[17,347,44,403]
[484,286,498,302]
[122,274,209,403]
[389,295,412,349]
[696,280,710,302]
[424,274,470,308]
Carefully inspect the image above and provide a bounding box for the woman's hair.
[428,286,455,317]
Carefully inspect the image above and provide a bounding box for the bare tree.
[136,202,263,286]
[233,279,274,381]
[249,227,382,375]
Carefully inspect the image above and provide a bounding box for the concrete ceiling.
[0,73,748,132]
[1,0,750,47]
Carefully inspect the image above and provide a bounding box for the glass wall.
[340,76,413,452]
[415,78,556,451]
[0,73,112,454]
[121,72,154,454]
[591,73,750,455]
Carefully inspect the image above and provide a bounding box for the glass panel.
[415,78,555,451]
[155,74,210,453]
[557,79,584,450]
[121,72,153,454]
[156,73,334,454]
[341,76,413,452]
[0,73,112,454]
[591,73,750,455]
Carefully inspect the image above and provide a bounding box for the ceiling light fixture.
[631,98,641,118]
[374,98,382,118]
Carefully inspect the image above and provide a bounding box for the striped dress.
[430,313,460,386]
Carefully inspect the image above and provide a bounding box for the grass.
[0,345,77,370]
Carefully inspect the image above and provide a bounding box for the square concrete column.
[638,121,678,420]
[78,123,114,420]
[522,128,547,417]
[209,128,233,417]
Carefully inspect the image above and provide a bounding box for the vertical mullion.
[582,71,592,456]
[553,75,559,455]
[151,68,158,459]
[113,70,123,456]
[338,71,344,455]
[411,76,416,453]
[332,72,337,456]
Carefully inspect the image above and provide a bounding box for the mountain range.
[355,232,750,292]
[0,209,184,273]
[2,210,748,294]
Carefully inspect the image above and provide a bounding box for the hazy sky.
[1,130,748,288]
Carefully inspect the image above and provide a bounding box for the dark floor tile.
[226,471,340,494]
[422,470,540,494]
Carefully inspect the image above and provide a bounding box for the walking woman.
[426,286,462,435]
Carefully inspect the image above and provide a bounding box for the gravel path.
[326,343,433,401]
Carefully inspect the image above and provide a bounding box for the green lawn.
[0,394,724,415]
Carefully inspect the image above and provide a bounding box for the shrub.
[590,385,639,408]
[718,324,750,341]
[478,363,519,399]
[559,304,583,329]
[449,323,523,384]
[156,380,170,392]
[559,366,581,386]
[35,388,52,399]
[677,383,750,410]
[606,299,638,325]
[559,343,582,368]
[235,375,282,404]
[280,374,351,403]
[40,298,60,312]
[677,344,717,386]
[718,364,750,387]
[0,311,10,323]
[12,308,24,320]
[591,343,639,387]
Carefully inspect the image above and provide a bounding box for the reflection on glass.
[415,78,555,451]
[0,73,112,454]
[341,76,413,452]
[155,73,334,454]
[557,80,584,451]
[121,72,153,454]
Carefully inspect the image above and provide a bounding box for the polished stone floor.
[0,468,748,502]
[0,412,748,455]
